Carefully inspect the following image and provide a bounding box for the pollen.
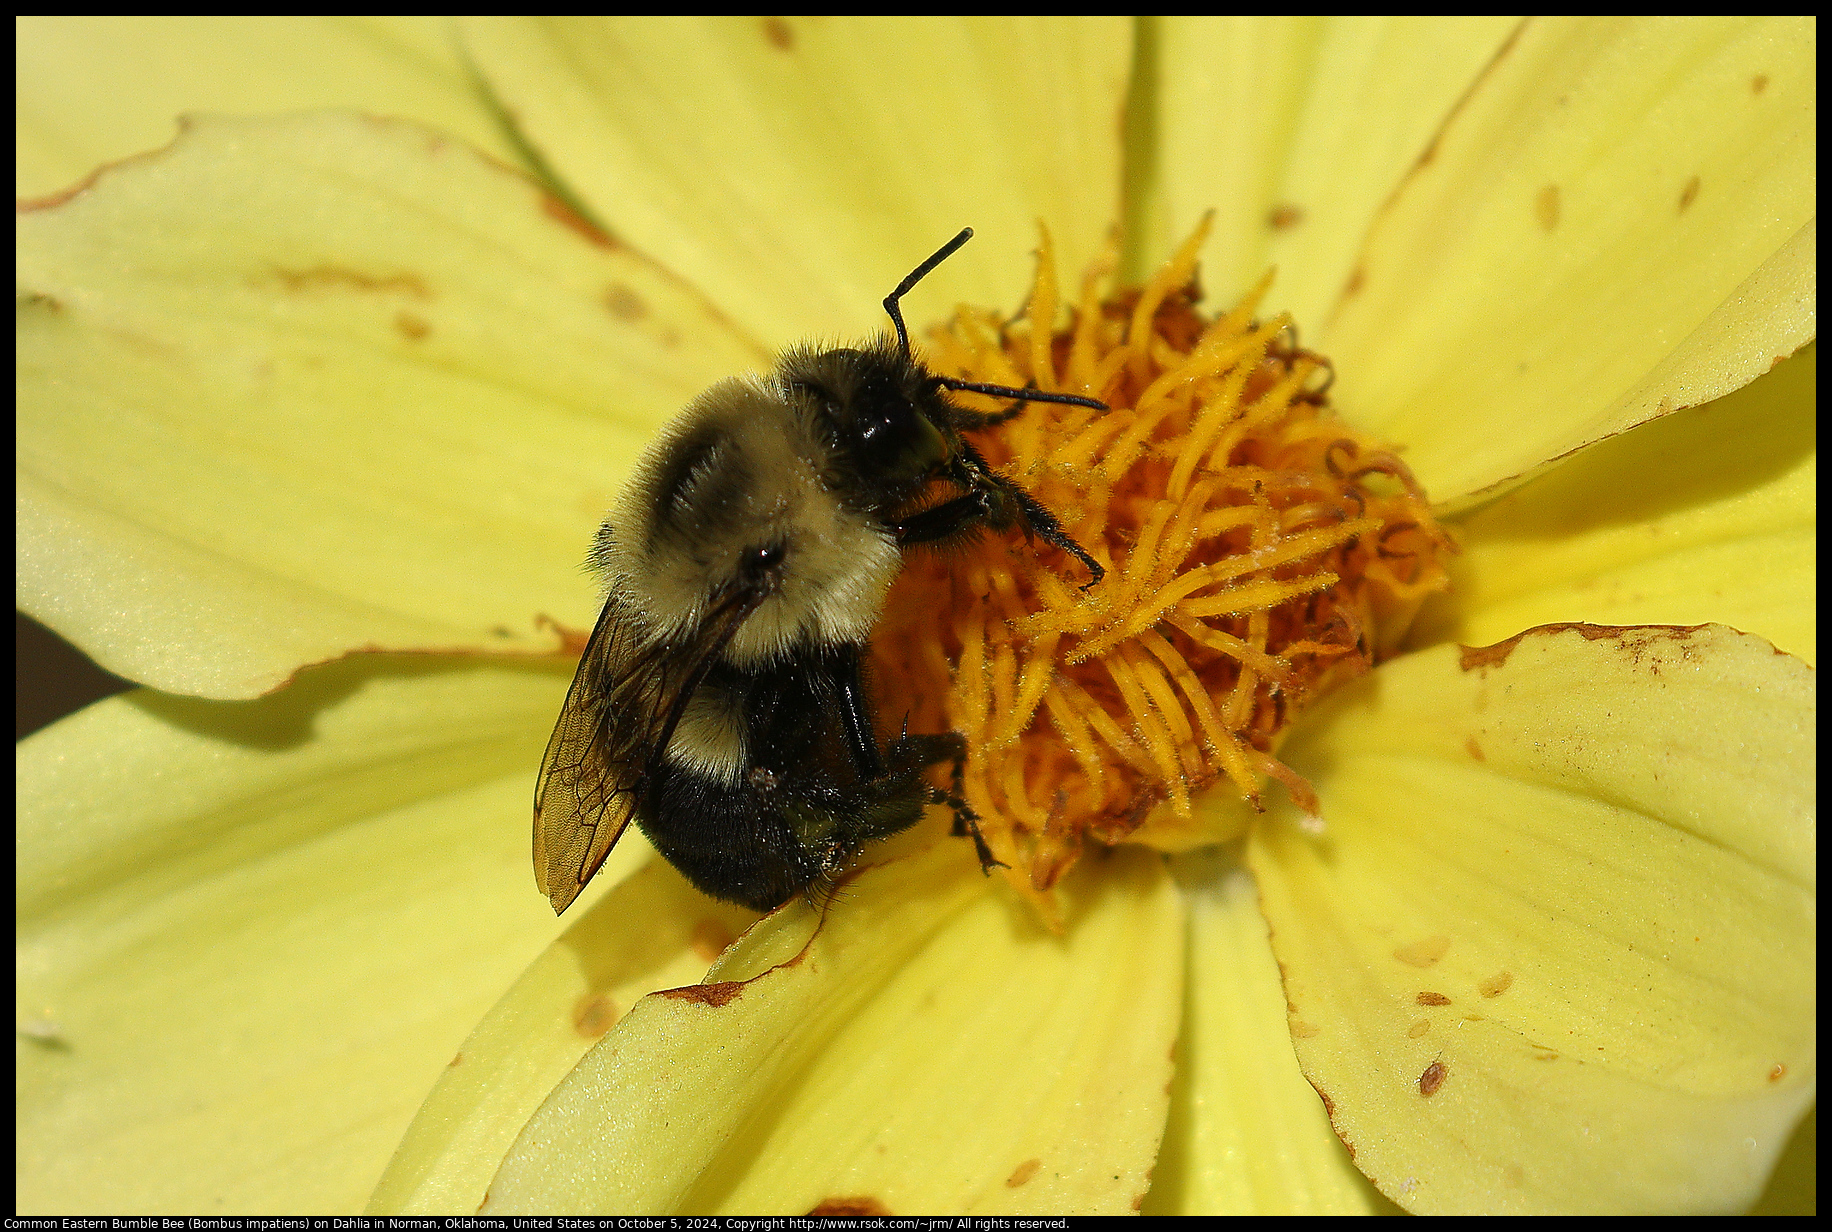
[872,217,1453,917]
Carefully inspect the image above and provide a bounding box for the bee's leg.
[831,643,886,781]
[889,490,997,549]
[889,473,1102,591]
[955,440,1105,588]
[826,647,943,849]
[832,645,1006,875]
[884,731,1007,875]
[898,437,1103,589]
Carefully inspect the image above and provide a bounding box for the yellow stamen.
[873,222,1455,915]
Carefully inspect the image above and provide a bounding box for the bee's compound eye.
[854,401,949,483]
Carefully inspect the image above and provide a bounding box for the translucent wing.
[533,594,642,914]
[533,584,769,914]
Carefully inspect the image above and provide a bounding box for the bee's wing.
[533,595,644,914]
[533,584,769,915]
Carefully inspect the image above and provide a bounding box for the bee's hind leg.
[834,646,1004,876]
[886,731,1007,875]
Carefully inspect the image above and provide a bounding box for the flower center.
[872,220,1453,913]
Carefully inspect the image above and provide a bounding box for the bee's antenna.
[885,227,974,357]
[886,230,1108,414]
[936,377,1108,412]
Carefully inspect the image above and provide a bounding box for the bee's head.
[778,342,955,510]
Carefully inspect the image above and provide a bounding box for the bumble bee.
[534,228,1104,914]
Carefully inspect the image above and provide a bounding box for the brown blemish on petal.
[1342,264,1365,298]
[690,917,738,962]
[1268,203,1305,230]
[662,979,746,1007]
[1460,636,1521,670]
[271,266,430,298]
[1408,1019,1431,1039]
[1329,15,1523,323]
[809,1197,890,1217]
[1006,1158,1042,1188]
[448,1051,464,1067]
[605,282,648,321]
[1416,991,1452,1006]
[1418,1060,1447,1096]
[1459,620,1691,672]
[1289,1019,1319,1039]
[1751,73,1770,95]
[1678,175,1701,213]
[16,121,195,210]
[572,993,618,1037]
[1597,623,1711,672]
[1534,183,1561,231]
[1394,935,1451,968]
[761,16,795,52]
[1479,970,1514,998]
[395,311,429,341]
[543,195,614,248]
[18,173,104,211]
[1769,1063,1787,1083]
[1465,735,1485,761]
[536,613,593,657]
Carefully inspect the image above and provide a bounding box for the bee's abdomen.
[637,759,826,911]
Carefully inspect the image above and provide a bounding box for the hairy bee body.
[534,233,1103,914]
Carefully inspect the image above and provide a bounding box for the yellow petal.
[1132,15,1522,325]
[16,16,516,199]
[1416,344,1815,665]
[461,16,1130,347]
[485,843,1182,1214]
[17,110,762,699]
[1148,851,1387,1214]
[1251,623,1815,1213]
[16,659,587,1214]
[1320,16,1815,503]
[369,857,757,1214]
